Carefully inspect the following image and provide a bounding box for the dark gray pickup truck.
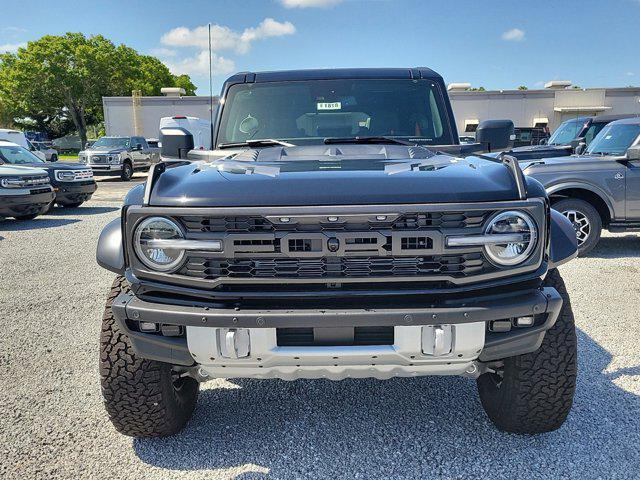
[96,68,578,438]
[524,117,640,254]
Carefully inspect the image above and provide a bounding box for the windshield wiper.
[218,139,295,149]
[323,136,417,146]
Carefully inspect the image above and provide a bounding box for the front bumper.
[53,181,97,204]
[0,190,55,218]
[88,164,123,175]
[111,286,563,378]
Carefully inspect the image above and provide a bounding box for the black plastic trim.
[114,315,194,366]
[111,286,560,330]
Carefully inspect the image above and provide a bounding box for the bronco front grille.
[126,201,547,291]
[180,253,486,280]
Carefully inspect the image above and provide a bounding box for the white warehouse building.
[102,82,640,140]
[448,81,640,134]
[102,88,218,139]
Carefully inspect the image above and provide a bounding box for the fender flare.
[96,217,125,274]
[546,182,615,219]
[548,209,578,269]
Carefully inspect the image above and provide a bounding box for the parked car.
[78,136,160,181]
[31,141,59,162]
[96,67,578,438]
[524,117,640,254]
[0,163,54,220]
[0,129,47,161]
[0,140,96,209]
[512,127,549,147]
[504,114,638,161]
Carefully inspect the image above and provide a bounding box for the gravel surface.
[1,185,639,479]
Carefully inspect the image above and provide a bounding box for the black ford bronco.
[96,68,578,437]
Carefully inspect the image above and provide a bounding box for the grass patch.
[58,154,79,161]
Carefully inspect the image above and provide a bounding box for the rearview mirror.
[626,145,640,161]
[160,127,194,159]
[475,119,514,152]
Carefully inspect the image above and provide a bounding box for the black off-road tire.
[552,198,602,256]
[100,276,199,437]
[120,161,134,181]
[477,269,577,434]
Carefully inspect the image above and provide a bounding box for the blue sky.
[1,0,639,94]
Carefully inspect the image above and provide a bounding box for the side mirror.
[626,145,640,161]
[575,142,587,155]
[475,119,515,152]
[538,138,547,146]
[160,127,194,159]
[570,137,585,152]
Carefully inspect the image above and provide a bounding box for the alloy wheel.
[562,209,590,246]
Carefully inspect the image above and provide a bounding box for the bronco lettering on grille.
[217,230,443,258]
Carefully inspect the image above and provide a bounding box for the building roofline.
[448,86,640,96]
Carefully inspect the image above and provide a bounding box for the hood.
[0,161,90,171]
[150,144,523,207]
[505,144,573,161]
[0,164,48,176]
[522,153,620,172]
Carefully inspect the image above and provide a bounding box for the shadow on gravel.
[588,235,640,259]
[133,330,640,479]
[45,206,119,216]
[0,218,80,231]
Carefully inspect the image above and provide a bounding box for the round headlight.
[134,217,185,272]
[484,211,537,266]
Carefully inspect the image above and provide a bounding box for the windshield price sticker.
[317,102,342,110]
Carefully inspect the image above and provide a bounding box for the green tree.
[518,85,528,90]
[0,33,196,147]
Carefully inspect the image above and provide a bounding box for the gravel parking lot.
[1,177,639,479]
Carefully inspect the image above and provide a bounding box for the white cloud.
[163,51,235,77]
[157,18,296,78]
[501,28,525,42]
[0,42,26,53]
[161,18,295,54]
[626,71,635,76]
[240,18,297,44]
[280,0,343,8]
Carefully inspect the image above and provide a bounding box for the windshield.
[586,123,640,155]
[548,119,586,145]
[0,145,44,164]
[92,137,130,149]
[547,120,585,145]
[217,79,454,146]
